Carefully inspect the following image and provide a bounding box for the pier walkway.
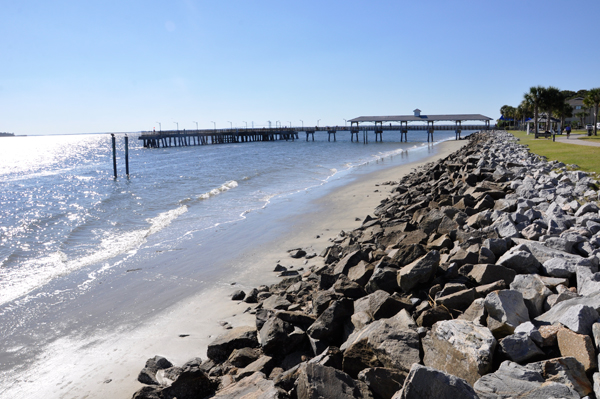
[139,123,491,148]
[138,111,493,148]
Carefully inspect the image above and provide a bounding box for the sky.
[1,0,599,135]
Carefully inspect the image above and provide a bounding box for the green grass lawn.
[507,130,600,174]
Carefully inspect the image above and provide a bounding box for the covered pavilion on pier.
[348,109,493,142]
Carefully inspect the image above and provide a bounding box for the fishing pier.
[139,111,493,148]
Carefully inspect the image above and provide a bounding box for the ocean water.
[0,129,469,393]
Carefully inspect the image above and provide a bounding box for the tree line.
[500,87,600,136]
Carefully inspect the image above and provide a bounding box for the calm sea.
[0,129,467,392]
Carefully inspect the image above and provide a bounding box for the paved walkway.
[550,134,600,147]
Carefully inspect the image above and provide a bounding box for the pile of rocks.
[132,131,600,399]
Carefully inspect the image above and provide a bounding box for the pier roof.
[349,113,493,123]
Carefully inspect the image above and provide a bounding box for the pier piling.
[124,135,130,177]
[111,134,117,179]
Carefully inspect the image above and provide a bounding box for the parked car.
[586,124,594,130]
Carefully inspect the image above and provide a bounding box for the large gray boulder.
[295,363,374,399]
[498,333,544,363]
[307,298,353,344]
[509,274,552,318]
[577,266,600,296]
[358,367,407,399]
[422,319,496,386]
[397,250,440,292]
[557,303,599,335]
[393,364,479,399]
[484,290,530,338]
[496,246,540,274]
[138,356,174,385]
[213,372,286,398]
[207,326,259,363]
[543,256,597,278]
[353,290,408,320]
[341,312,421,374]
[459,264,516,286]
[474,360,581,399]
[536,291,600,325]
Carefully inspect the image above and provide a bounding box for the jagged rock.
[358,367,407,399]
[458,298,486,325]
[348,261,375,286]
[557,303,599,335]
[422,319,496,386]
[353,290,408,320]
[262,295,292,311]
[365,264,400,294]
[528,357,592,397]
[496,247,540,274]
[474,360,581,399]
[159,366,214,399]
[484,290,530,338]
[227,348,261,368]
[394,364,479,399]
[499,332,544,363]
[231,290,245,301]
[207,326,259,362]
[557,328,597,371]
[214,371,286,398]
[235,356,276,381]
[513,322,543,346]
[341,312,421,374]
[295,363,374,399]
[482,238,508,258]
[478,246,496,264]
[536,291,600,325]
[509,274,552,318]
[334,250,366,275]
[577,266,600,296]
[311,290,337,316]
[416,306,452,328]
[397,250,440,292]
[435,288,475,311]
[459,263,516,285]
[259,316,304,356]
[334,274,367,299]
[290,249,307,259]
[138,356,174,386]
[307,299,353,344]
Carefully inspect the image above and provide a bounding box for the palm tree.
[499,105,512,129]
[583,88,600,135]
[540,86,561,132]
[575,111,589,129]
[555,102,573,130]
[524,86,545,135]
[519,100,533,131]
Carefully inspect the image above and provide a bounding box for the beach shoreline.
[7,139,468,399]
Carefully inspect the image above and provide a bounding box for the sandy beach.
[18,140,467,399]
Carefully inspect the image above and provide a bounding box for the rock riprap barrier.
[132,131,600,399]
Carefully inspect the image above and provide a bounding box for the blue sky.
[2,0,599,135]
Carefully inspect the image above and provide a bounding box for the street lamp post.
[174,121,179,132]
[211,121,216,131]
[243,121,248,129]
[276,121,281,128]
[288,121,292,128]
[300,120,303,128]
[268,120,272,128]
[193,121,198,130]
[156,122,161,132]
[317,119,321,128]
[344,119,347,127]
[228,121,233,129]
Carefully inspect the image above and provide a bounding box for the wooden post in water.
[124,135,130,177]
[111,134,117,179]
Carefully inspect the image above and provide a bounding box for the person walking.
[566,125,571,139]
